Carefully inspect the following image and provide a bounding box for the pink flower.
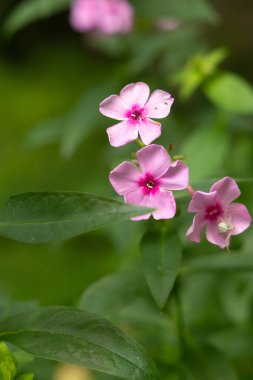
[109,144,189,220]
[99,82,174,147]
[186,177,252,249]
[70,0,133,35]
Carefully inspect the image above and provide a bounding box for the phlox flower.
[99,82,174,147]
[109,144,189,220]
[70,0,133,35]
[186,177,252,249]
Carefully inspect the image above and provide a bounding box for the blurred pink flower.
[186,177,252,248]
[99,82,174,147]
[70,0,133,35]
[109,144,189,220]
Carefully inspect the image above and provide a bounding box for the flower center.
[146,180,155,189]
[126,104,146,125]
[205,203,223,222]
[138,173,159,195]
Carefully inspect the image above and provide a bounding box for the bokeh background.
[0,1,253,379]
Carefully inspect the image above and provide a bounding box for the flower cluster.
[70,0,133,35]
[99,82,251,249]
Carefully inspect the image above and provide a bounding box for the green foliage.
[0,342,17,380]
[181,122,229,181]
[3,0,70,36]
[135,0,219,23]
[140,230,182,309]
[173,48,228,100]
[0,306,159,380]
[0,343,33,380]
[204,72,253,114]
[0,192,151,243]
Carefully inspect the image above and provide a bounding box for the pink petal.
[152,190,176,220]
[188,191,217,213]
[145,90,174,118]
[70,0,97,32]
[159,161,189,190]
[106,121,138,147]
[109,161,141,196]
[138,118,161,145]
[136,144,171,179]
[125,188,152,220]
[206,222,229,249]
[210,177,240,206]
[99,95,128,120]
[99,0,133,34]
[119,82,150,107]
[226,203,252,235]
[186,214,206,243]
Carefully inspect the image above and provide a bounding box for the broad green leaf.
[183,254,253,274]
[140,230,182,309]
[79,271,147,319]
[204,72,253,114]
[0,342,17,380]
[15,375,33,380]
[0,306,159,380]
[3,0,70,36]
[79,272,179,365]
[181,123,229,181]
[0,192,152,243]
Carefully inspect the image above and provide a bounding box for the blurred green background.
[0,0,253,379]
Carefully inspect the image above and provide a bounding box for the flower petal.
[138,118,161,145]
[145,90,174,118]
[152,190,176,220]
[125,188,152,220]
[109,161,141,196]
[186,214,206,243]
[210,177,240,205]
[226,203,252,235]
[136,144,171,179]
[188,191,217,213]
[119,82,150,107]
[106,121,138,147]
[159,161,189,190]
[206,222,229,249]
[99,95,128,120]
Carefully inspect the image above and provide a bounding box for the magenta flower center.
[126,104,147,125]
[205,203,223,222]
[138,173,159,195]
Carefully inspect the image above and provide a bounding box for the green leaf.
[15,375,34,380]
[79,271,147,319]
[3,0,70,36]
[60,81,117,158]
[183,254,253,274]
[0,306,159,380]
[204,72,253,114]
[0,192,152,244]
[134,0,219,24]
[181,123,229,181]
[0,342,17,380]
[140,230,182,309]
[185,344,238,380]
[173,48,228,100]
